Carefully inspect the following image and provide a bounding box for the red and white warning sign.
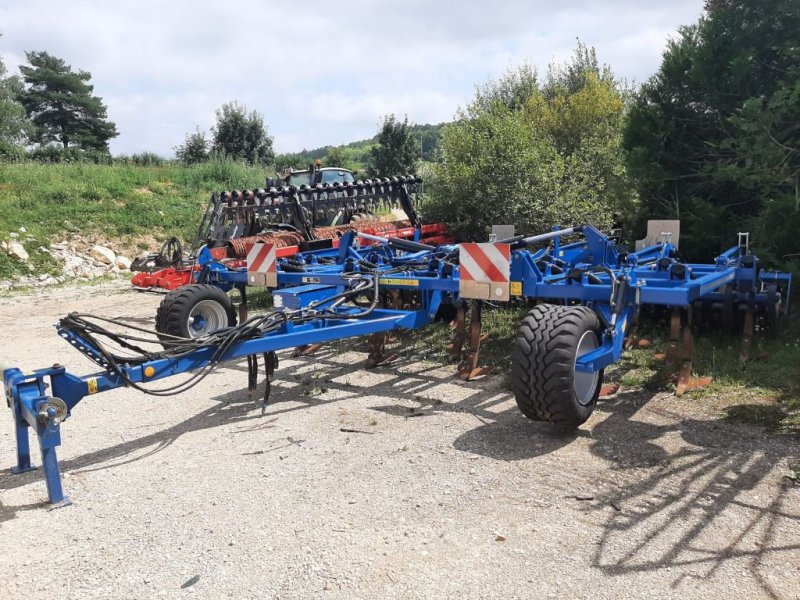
[459,243,511,301]
[247,242,277,287]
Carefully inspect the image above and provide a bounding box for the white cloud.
[0,0,705,155]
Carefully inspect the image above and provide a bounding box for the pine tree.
[18,51,118,151]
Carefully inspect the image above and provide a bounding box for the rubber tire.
[512,304,604,427]
[156,284,236,345]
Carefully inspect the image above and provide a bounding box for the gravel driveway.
[1,283,798,599]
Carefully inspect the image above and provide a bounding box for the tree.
[368,114,419,176]
[324,146,347,167]
[424,47,633,241]
[624,0,800,261]
[18,51,117,151]
[211,101,274,165]
[174,127,209,164]
[0,41,33,154]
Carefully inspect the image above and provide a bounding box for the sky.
[0,1,705,157]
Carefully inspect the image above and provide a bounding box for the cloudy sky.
[0,1,704,156]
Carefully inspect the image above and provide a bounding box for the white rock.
[19,226,26,233]
[8,242,29,262]
[88,244,115,265]
[9,232,18,239]
[115,255,132,270]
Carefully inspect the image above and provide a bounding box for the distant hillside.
[274,122,448,174]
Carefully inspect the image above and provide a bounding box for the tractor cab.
[273,160,355,188]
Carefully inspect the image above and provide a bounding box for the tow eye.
[37,397,68,427]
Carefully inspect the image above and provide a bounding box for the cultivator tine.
[365,332,388,368]
[676,316,694,396]
[365,295,398,367]
[739,305,754,362]
[261,352,278,414]
[459,300,490,380]
[666,308,681,367]
[448,301,467,361]
[247,354,258,399]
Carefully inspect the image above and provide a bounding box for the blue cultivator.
[3,224,791,505]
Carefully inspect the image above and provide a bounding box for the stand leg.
[11,419,36,474]
[39,442,71,507]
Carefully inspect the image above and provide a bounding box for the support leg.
[11,419,35,474]
[39,440,71,507]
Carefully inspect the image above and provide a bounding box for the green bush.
[424,48,634,241]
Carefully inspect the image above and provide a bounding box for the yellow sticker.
[379,278,419,287]
[87,378,98,394]
[510,281,522,296]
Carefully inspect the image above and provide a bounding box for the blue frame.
[3,224,792,505]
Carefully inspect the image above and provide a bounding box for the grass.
[0,159,269,280]
[608,312,800,432]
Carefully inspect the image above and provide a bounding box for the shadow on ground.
[2,343,798,596]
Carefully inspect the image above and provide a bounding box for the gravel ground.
[1,283,799,599]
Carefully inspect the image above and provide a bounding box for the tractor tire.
[512,304,604,427]
[156,284,236,346]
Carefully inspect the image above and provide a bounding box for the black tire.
[512,304,604,427]
[156,284,236,345]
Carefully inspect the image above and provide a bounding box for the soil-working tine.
[261,351,278,414]
[449,301,467,361]
[739,305,755,362]
[238,286,249,324]
[666,308,681,367]
[247,354,258,398]
[366,295,393,367]
[365,332,387,368]
[460,300,489,380]
[676,309,694,396]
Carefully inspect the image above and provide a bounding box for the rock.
[8,242,29,262]
[115,255,132,270]
[88,244,115,265]
[19,226,26,233]
[9,232,18,239]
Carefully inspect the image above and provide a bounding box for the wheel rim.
[574,330,600,406]
[187,299,228,338]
